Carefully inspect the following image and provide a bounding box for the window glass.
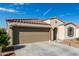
[67,27,74,37]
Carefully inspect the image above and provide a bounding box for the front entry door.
[53,28,58,40]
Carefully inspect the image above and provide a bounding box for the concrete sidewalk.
[13,41,79,56]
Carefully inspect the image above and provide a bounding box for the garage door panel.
[19,32,50,44]
[13,27,50,44]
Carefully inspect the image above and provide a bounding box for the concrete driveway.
[13,41,79,56]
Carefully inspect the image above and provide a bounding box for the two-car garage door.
[13,27,50,45]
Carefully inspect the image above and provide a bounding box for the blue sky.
[0,3,79,28]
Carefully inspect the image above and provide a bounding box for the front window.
[67,27,74,37]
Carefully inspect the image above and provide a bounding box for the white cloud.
[18,3,24,5]
[0,7,17,13]
[13,3,30,6]
[13,3,25,5]
[42,8,52,16]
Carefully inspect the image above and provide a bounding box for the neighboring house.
[6,17,79,45]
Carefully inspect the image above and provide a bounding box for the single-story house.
[6,17,79,45]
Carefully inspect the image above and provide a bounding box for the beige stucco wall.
[64,24,76,40]
[7,22,51,45]
[8,22,51,28]
[44,19,51,24]
[50,28,53,41]
[57,25,65,41]
[44,18,65,41]
[50,19,65,41]
[44,18,77,41]
[76,28,79,38]
[7,18,78,45]
[7,22,13,45]
[50,19,64,28]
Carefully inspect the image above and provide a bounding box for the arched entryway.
[53,27,58,41]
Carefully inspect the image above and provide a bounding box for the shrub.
[0,29,10,50]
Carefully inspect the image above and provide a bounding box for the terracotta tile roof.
[64,22,79,28]
[49,17,73,25]
[7,19,50,25]
[7,18,79,28]
[64,22,71,25]
[76,24,79,28]
[64,22,77,27]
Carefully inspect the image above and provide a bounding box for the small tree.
[0,29,10,50]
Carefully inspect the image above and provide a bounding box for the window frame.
[67,27,74,37]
